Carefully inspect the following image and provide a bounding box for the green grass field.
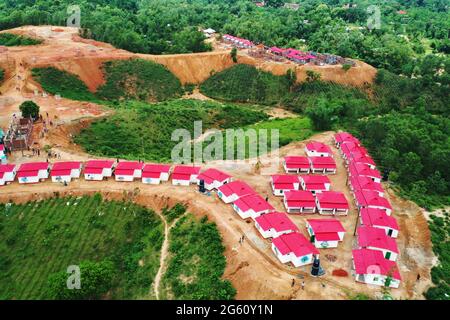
[160,214,235,300]
[74,99,269,162]
[0,33,42,46]
[0,194,164,299]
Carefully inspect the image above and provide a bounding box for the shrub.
[19,101,40,119]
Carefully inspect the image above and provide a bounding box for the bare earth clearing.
[0,26,434,300]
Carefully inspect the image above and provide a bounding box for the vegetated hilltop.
[31,59,184,103]
[74,99,269,162]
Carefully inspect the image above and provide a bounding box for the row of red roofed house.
[283,155,337,174]
[334,132,401,288]
[222,34,254,49]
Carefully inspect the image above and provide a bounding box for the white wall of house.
[70,168,81,178]
[217,192,237,204]
[232,204,252,219]
[133,169,142,178]
[84,173,104,181]
[115,175,135,182]
[366,246,398,261]
[271,243,291,264]
[38,169,49,179]
[354,273,400,289]
[102,168,113,177]
[190,174,198,184]
[2,171,16,183]
[306,149,330,158]
[291,253,315,267]
[311,167,336,174]
[19,176,40,184]
[160,172,170,181]
[314,239,339,248]
[52,175,72,183]
[374,225,399,238]
[172,179,190,186]
[255,222,294,239]
[142,177,161,185]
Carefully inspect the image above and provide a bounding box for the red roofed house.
[350,175,384,197]
[306,219,345,248]
[0,164,16,186]
[354,190,392,215]
[115,161,144,182]
[305,141,333,157]
[217,180,255,204]
[283,190,316,214]
[347,152,376,169]
[283,156,310,173]
[340,142,368,161]
[172,165,201,186]
[349,162,381,183]
[271,175,300,196]
[232,193,274,219]
[272,232,320,267]
[315,191,349,215]
[142,164,171,184]
[360,208,399,238]
[352,249,401,288]
[309,157,337,174]
[84,160,114,181]
[334,132,360,148]
[255,212,298,239]
[51,161,82,183]
[197,168,232,191]
[299,175,331,194]
[17,162,50,184]
[357,226,398,261]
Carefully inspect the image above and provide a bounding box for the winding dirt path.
[152,210,186,300]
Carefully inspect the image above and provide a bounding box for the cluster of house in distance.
[222,34,356,66]
[334,132,401,288]
[0,133,400,288]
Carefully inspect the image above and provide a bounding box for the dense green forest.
[0,0,448,74]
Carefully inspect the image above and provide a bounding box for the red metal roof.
[357,226,398,253]
[51,161,81,171]
[116,161,144,171]
[114,169,135,176]
[316,192,349,210]
[17,170,39,178]
[307,218,345,234]
[300,175,330,191]
[306,141,332,154]
[197,168,231,184]
[255,212,298,233]
[142,171,163,179]
[309,156,336,169]
[271,175,299,190]
[334,132,360,145]
[85,160,114,169]
[350,175,384,194]
[284,156,309,169]
[0,164,15,173]
[51,169,72,177]
[350,162,381,179]
[360,208,399,230]
[348,152,375,167]
[352,249,401,280]
[217,180,255,198]
[272,232,319,257]
[354,190,392,210]
[18,162,49,172]
[143,164,171,173]
[233,194,274,213]
[284,190,315,208]
[172,165,201,181]
[84,167,104,175]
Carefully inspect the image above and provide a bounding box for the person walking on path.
[301,281,305,290]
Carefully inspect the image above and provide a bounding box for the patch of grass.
[0,195,164,299]
[160,214,235,300]
[0,33,42,46]
[162,204,187,224]
[0,68,4,84]
[74,99,269,162]
[31,67,99,102]
[200,64,290,105]
[244,117,315,148]
[425,211,450,300]
[96,59,183,102]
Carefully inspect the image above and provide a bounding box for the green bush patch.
[0,33,42,46]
